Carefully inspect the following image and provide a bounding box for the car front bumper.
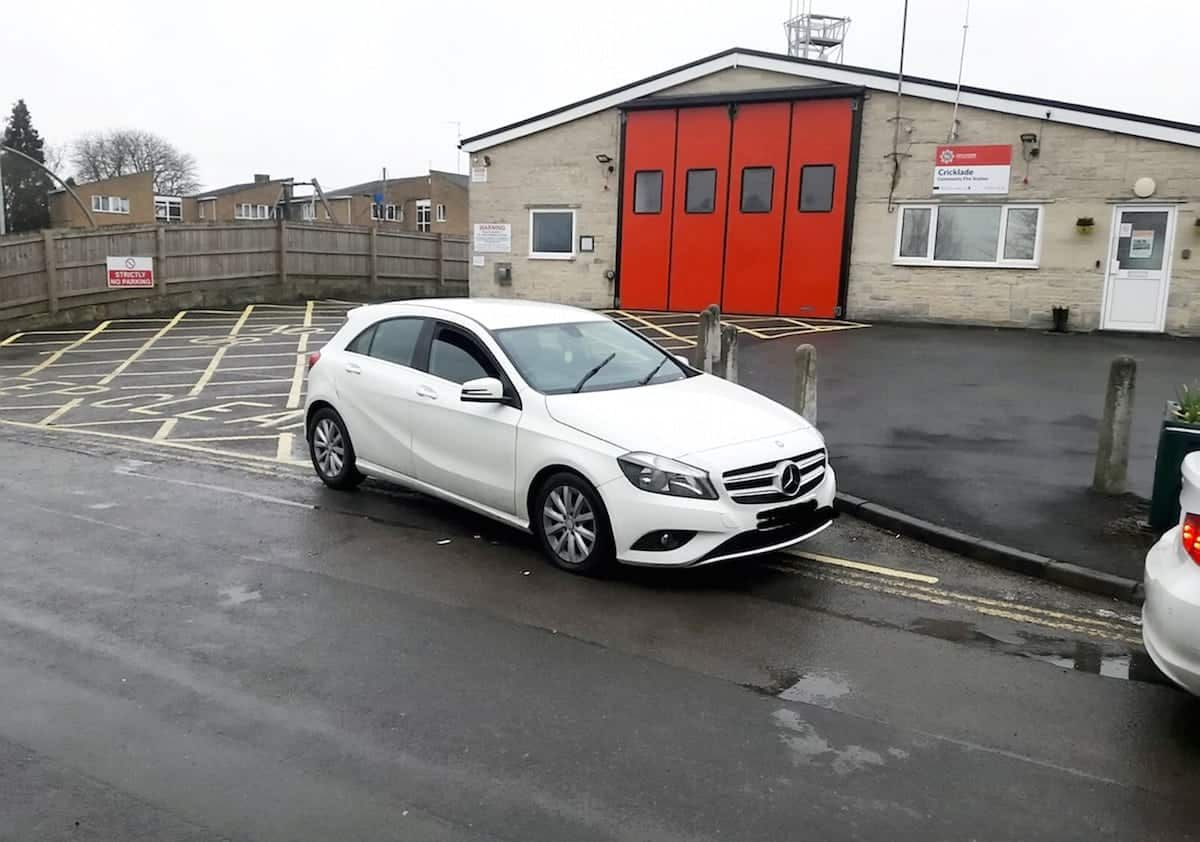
[600,465,837,567]
[1143,526,1200,695]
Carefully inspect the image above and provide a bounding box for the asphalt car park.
[603,309,868,353]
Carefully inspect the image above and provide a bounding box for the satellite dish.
[1133,177,1156,198]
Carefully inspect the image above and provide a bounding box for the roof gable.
[461,47,1200,152]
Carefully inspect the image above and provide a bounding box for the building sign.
[471,166,488,183]
[473,223,511,253]
[1129,230,1155,258]
[106,256,155,288]
[933,145,1012,194]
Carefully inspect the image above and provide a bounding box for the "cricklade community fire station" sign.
[932,144,1012,194]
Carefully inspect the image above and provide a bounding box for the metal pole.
[1,144,97,228]
[0,152,7,236]
[948,0,971,142]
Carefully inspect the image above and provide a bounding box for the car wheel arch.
[525,464,607,528]
[305,399,337,437]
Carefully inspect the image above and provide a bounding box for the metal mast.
[784,0,850,63]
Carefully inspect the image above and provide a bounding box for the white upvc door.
[1100,205,1176,332]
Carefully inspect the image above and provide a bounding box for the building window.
[91,195,130,214]
[633,170,663,214]
[685,169,717,214]
[234,203,272,220]
[435,203,447,223]
[383,204,398,221]
[529,208,575,259]
[894,204,1043,267]
[798,165,835,212]
[301,203,315,221]
[154,196,183,222]
[416,199,432,232]
[739,167,773,213]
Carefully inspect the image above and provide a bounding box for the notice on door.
[932,145,1012,194]
[106,256,155,288]
[473,223,511,253]
[1129,230,1155,258]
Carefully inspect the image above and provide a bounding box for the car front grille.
[721,448,826,505]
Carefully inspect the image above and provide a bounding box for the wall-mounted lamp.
[595,153,613,164]
[1020,132,1039,159]
[480,155,491,167]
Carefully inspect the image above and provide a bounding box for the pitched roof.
[326,170,468,198]
[460,46,1200,152]
[191,178,292,199]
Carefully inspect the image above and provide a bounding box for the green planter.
[1150,402,1200,529]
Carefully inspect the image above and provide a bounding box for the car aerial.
[1143,451,1200,694]
[304,298,836,574]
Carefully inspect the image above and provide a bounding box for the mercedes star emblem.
[778,462,803,497]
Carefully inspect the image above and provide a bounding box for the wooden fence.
[0,222,469,327]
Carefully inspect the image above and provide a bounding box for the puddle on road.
[778,672,852,705]
[219,584,263,606]
[910,617,1174,688]
[771,709,889,776]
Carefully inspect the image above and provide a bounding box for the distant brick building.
[313,171,468,236]
[49,171,160,228]
[462,47,1200,335]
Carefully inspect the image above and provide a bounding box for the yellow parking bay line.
[187,305,254,397]
[0,333,24,346]
[286,301,314,409]
[38,398,84,426]
[789,550,940,584]
[20,321,112,376]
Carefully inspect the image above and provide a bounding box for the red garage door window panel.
[618,109,677,310]
[667,107,730,313]
[778,98,853,318]
[721,102,790,315]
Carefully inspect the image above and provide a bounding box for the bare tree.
[42,142,68,178]
[70,129,200,195]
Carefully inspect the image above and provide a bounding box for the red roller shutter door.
[667,107,731,313]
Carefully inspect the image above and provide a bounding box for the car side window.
[345,324,376,355]
[428,326,500,385]
[367,318,424,367]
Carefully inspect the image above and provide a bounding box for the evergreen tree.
[2,100,52,233]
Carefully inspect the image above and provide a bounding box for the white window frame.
[893,203,1043,268]
[384,203,398,221]
[154,195,182,222]
[370,202,381,220]
[91,194,130,214]
[235,202,252,220]
[416,199,432,232]
[435,202,447,223]
[528,208,577,260]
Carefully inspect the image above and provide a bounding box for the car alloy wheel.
[312,417,345,479]
[542,484,598,565]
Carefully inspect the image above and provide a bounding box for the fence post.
[155,225,168,296]
[41,229,59,315]
[278,219,289,288]
[1093,355,1137,495]
[794,344,817,424]
[436,232,446,289]
[718,324,739,383]
[693,304,720,373]
[368,226,379,295]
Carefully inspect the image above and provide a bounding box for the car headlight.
[618,452,717,500]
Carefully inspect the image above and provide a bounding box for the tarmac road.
[1,424,1199,841]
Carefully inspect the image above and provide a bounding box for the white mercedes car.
[1143,452,1200,693]
[304,299,836,574]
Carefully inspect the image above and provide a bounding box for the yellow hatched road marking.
[21,321,112,376]
[38,398,84,426]
[615,310,697,347]
[276,432,296,461]
[0,333,24,346]
[286,301,315,409]
[153,418,178,440]
[187,305,254,397]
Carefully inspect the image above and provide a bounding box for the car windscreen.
[494,320,688,395]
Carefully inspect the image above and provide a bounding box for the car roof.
[348,298,611,331]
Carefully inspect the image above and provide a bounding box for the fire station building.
[461,47,1200,334]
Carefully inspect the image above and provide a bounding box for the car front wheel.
[533,472,614,575]
[309,407,364,490]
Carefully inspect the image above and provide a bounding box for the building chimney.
[254,173,271,184]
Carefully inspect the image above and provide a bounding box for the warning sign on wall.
[473,223,511,253]
[106,256,155,288]
[933,145,1012,194]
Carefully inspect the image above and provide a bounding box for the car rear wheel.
[533,472,614,575]
[309,408,364,490]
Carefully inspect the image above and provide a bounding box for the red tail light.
[1184,513,1200,565]
[306,351,321,371]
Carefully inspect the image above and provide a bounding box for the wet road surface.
[2,424,1199,841]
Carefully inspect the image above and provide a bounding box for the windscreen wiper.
[572,353,615,393]
[638,355,668,386]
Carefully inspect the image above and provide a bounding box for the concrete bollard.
[693,304,721,373]
[793,344,818,425]
[718,324,739,383]
[1092,355,1137,495]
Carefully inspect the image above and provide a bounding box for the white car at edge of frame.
[1143,452,1200,693]
[303,298,836,574]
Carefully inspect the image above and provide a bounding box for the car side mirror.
[461,376,506,403]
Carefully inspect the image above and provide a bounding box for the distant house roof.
[191,177,292,199]
[460,46,1200,151]
[326,170,468,198]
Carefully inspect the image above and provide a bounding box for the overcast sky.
[2,0,1193,192]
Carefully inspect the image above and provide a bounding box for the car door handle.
[344,362,362,375]
[416,384,438,400]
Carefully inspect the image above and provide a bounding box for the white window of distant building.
[370,202,381,220]
[154,196,182,223]
[435,203,447,223]
[301,203,314,221]
[528,208,576,260]
[258,204,270,220]
[416,199,432,232]
[235,202,251,219]
[198,199,212,219]
[385,204,398,221]
[894,204,1043,268]
[91,195,130,214]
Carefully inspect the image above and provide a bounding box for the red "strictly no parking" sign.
[106,256,155,288]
